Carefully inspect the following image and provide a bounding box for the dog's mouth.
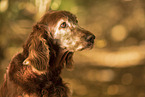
[86,42,94,49]
[78,41,94,51]
[87,41,94,49]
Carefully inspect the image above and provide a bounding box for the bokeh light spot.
[111,25,127,42]
[96,39,107,48]
[121,73,133,85]
[107,85,119,95]
[0,0,8,12]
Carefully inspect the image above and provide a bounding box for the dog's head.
[38,10,95,52]
[23,10,95,73]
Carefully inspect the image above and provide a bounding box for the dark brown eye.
[60,22,67,28]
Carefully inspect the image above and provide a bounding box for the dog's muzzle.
[86,34,95,43]
[82,30,95,49]
[86,34,95,48]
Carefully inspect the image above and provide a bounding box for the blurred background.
[0,0,145,97]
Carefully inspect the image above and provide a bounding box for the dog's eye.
[60,22,67,28]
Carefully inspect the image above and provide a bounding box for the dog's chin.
[78,43,94,51]
[62,42,94,52]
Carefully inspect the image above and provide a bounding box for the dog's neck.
[48,39,71,75]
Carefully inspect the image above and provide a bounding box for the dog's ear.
[23,24,50,71]
[65,52,74,70]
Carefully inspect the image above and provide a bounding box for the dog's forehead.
[60,11,77,22]
[51,11,77,22]
[39,11,77,25]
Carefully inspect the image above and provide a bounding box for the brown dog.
[0,10,95,97]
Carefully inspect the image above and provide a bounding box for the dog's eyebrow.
[38,11,78,27]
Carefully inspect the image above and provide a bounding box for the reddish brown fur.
[0,10,95,97]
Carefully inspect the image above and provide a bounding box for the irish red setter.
[0,10,95,97]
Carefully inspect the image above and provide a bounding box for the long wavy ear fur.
[23,24,50,71]
[65,52,74,70]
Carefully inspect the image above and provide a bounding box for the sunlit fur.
[0,10,95,97]
[53,19,83,51]
[23,25,50,73]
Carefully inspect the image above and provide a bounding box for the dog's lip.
[79,42,94,51]
[87,43,94,49]
[87,41,94,47]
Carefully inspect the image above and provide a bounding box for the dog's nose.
[86,34,95,43]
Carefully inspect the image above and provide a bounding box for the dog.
[0,10,95,97]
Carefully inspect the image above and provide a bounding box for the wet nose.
[86,34,95,43]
